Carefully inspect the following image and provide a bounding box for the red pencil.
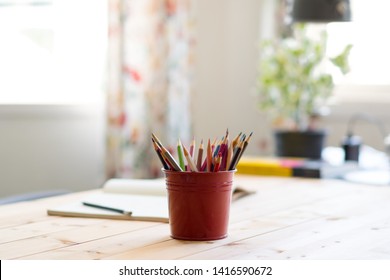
[207,138,212,172]
[151,138,169,170]
[196,139,204,171]
[189,137,196,158]
[213,152,222,172]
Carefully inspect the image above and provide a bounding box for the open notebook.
[47,178,254,223]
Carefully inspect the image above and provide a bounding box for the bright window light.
[0,0,107,105]
[326,0,390,86]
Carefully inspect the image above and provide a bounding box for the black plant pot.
[274,130,326,159]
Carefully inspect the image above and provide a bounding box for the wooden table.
[1,175,390,260]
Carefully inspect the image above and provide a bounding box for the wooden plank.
[0,217,107,244]
[100,221,312,260]
[0,219,164,259]
[17,224,170,259]
[296,219,390,259]
[229,177,365,223]
[0,191,93,229]
[184,215,390,260]
[181,186,390,259]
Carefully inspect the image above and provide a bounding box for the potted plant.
[257,23,352,159]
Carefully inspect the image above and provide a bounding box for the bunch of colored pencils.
[151,130,252,172]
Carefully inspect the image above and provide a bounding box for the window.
[325,0,390,103]
[0,0,107,105]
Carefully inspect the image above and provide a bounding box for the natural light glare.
[326,0,390,86]
[0,0,107,104]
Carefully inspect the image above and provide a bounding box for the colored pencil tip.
[246,132,253,141]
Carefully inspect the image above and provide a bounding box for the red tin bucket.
[163,170,235,241]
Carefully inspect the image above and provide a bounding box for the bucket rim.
[162,169,236,175]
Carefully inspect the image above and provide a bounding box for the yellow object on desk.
[236,156,360,179]
[236,157,300,177]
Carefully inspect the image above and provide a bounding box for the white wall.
[192,0,268,155]
[324,103,390,152]
[0,105,105,197]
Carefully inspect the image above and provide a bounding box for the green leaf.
[330,44,353,75]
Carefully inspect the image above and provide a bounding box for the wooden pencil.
[151,133,163,147]
[152,133,183,172]
[219,136,228,171]
[189,137,196,158]
[200,158,207,171]
[235,131,253,165]
[211,138,217,154]
[228,139,244,170]
[207,138,212,172]
[196,139,204,171]
[232,132,242,150]
[161,145,183,171]
[177,139,186,171]
[213,152,222,172]
[152,138,169,170]
[183,144,198,171]
[226,140,234,171]
[213,137,223,158]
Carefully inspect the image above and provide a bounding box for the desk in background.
[1,175,390,260]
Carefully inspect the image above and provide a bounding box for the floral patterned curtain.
[106,0,195,179]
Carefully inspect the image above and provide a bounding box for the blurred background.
[1,0,390,198]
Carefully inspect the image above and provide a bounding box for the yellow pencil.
[232,132,242,150]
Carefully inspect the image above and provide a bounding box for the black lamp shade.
[292,0,351,22]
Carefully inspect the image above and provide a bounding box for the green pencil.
[177,139,186,171]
